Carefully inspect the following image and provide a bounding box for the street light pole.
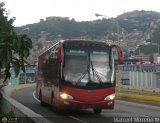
[95,13,120,42]
[95,13,109,18]
[116,21,120,42]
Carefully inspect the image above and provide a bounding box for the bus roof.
[38,38,112,58]
[62,38,110,45]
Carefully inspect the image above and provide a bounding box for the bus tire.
[93,108,102,114]
[39,91,45,106]
[52,106,62,114]
[51,92,54,104]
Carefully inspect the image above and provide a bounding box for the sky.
[2,0,160,26]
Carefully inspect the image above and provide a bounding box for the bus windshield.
[63,41,113,87]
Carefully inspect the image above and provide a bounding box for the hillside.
[15,10,160,40]
[15,10,160,61]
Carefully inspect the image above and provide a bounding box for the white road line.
[33,90,40,102]
[68,115,89,123]
[139,115,149,117]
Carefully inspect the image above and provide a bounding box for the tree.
[0,2,14,33]
[0,2,32,83]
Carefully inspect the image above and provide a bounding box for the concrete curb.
[0,84,52,123]
[2,83,36,96]
[116,92,160,106]
[14,84,36,91]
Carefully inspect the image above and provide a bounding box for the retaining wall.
[0,84,52,123]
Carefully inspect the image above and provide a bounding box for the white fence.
[121,71,160,88]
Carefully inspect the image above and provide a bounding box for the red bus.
[36,39,123,114]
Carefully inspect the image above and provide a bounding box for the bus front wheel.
[39,91,45,106]
[93,108,102,114]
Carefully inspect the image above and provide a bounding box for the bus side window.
[111,47,119,70]
[48,44,59,84]
[49,44,58,62]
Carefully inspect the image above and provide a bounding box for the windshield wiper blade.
[76,57,105,85]
[91,60,95,78]
[90,60,103,84]
[76,54,90,84]
[76,69,88,84]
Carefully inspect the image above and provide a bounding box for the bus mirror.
[111,45,124,64]
[118,50,124,64]
[58,42,63,63]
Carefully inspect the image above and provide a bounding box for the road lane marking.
[33,90,40,102]
[140,115,149,117]
[68,115,89,123]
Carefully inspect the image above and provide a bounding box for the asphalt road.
[11,87,160,123]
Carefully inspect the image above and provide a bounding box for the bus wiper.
[76,69,88,84]
[76,56,90,84]
[76,60,104,85]
[90,60,103,84]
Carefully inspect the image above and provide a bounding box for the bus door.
[41,54,51,103]
[46,44,59,104]
[40,47,56,103]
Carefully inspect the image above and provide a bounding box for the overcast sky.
[2,0,160,26]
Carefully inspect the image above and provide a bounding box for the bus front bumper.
[59,99,114,110]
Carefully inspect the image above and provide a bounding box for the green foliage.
[0,111,19,123]
[107,33,118,41]
[35,42,43,49]
[151,26,160,43]
[135,44,160,54]
[0,2,14,33]
[0,2,32,82]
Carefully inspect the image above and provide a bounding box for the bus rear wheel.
[93,108,102,114]
[39,91,45,106]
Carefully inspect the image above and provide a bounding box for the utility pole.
[116,21,120,42]
[158,41,159,54]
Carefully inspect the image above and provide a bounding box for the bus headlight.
[104,93,115,100]
[60,93,73,99]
